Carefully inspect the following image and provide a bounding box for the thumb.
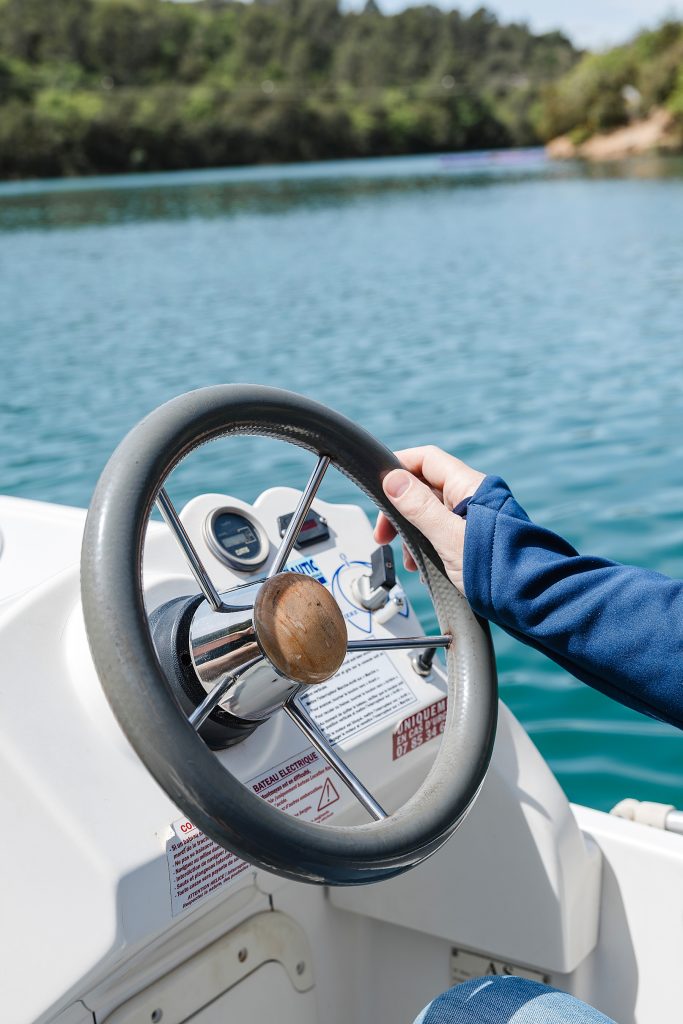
[382,469,465,588]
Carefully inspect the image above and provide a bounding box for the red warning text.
[392,697,447,759]
[167,827,249,916]
[249,749,342,823]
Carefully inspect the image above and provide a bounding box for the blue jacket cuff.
[462,475,517,618]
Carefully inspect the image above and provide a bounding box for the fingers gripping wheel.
[81,386,497,885]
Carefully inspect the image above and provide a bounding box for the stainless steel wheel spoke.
[268,455,330,577]
[156,487,224,612]
[189,656,263,730]
[347,635,452,653]
[284,699,387,822]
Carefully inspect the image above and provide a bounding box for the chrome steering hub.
[188,572,347,726]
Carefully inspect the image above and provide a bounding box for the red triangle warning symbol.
[317,776,340,812]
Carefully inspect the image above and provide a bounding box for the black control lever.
[353,544,397,611]
[369,544,396,592]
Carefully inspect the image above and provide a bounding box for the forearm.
[463,476,683,730]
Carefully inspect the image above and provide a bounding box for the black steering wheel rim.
[81,385,497,885]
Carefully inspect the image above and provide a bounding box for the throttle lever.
[353,544,396,610]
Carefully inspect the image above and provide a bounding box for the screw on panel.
[151,1011,163,1023]
[238,947,248,963]
[296,961,306,976]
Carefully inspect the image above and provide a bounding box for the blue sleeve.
[462,476,683,730]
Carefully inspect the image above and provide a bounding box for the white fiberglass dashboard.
[0,487,601,1024]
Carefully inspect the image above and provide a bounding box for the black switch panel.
[277,508,330,549]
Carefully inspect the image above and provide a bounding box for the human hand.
[374,446,485,596]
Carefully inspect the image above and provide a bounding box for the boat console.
[0,387,681,1024]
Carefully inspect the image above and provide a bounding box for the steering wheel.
[81,385,497,885]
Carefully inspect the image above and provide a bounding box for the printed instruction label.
[247,747,341,822]
[166,746,343,915]
[296,649,417,746]
[392,696,447,760]
[167,822,251,917]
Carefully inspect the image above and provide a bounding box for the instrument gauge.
[205,508,269,572]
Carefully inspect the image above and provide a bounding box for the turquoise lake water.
[1,149,682,811]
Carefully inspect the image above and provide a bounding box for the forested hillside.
[537,21,683,143]
[0,0,578,179]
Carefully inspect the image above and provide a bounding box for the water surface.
[1,149,682,811]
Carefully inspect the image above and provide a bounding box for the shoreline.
[546,107,683,162]
[0,147,547,196]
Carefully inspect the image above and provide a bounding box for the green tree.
[0,0,582,179]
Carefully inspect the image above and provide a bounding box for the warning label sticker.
[166,746,345,915]
[317,776,340,812]
[247,747,341,823]
[296,649,417,746]
[166,822,250,917]
[392,696,448,760]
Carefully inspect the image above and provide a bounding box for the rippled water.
[1,149,682,811]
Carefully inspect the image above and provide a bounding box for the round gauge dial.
[205,508,269,572]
